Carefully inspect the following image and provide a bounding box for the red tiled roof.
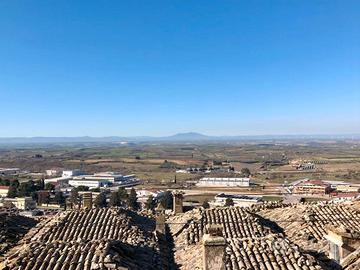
[331,192,358,198]
[304,180,329,187]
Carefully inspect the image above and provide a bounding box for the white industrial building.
[0,168,20,176]
[44,176,72,186]
[68,178,109,188]
[136,189,165,204]
[70,172,139,189]
[44,170,140,189]
[213,193,261,207]
[46,169,59,177]
[197,177,250,187]
[62,169,83,178]
[79,172,124,183]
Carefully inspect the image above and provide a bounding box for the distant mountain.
[162,132,212,141]
[0,133,359,145]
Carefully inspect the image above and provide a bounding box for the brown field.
[0,141,359,187]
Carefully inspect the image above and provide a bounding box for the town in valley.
[1,137,360,269]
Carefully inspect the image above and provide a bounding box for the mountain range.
[0,132,359,145]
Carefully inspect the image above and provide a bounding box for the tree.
[10,179,19,188]
[54,191,66,205]
[159,160,177,169]
[213,160,222,166]
[145,195,156,210]
[202,200,210,209]
[225,198,234,207]
[109,187,128,207]
[109,192,122,207]
[7,185,17,198]
[0,178,10,186]
[241,168,251,177]
[94,192,107,208]
[37,179,45,190]
[117,187,128,200]
[75,186,89,192]
[18,180,36,197]
[70,190,80,209]
[127,188,139,210]
[45,183,55,191]
[160,191,173,209]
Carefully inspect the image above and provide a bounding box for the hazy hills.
[0,132,359,145]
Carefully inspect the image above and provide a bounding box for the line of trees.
[5,179,46,199]
[94,188,174,211]
[91,187,140,209]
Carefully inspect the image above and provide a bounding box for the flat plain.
[0,140,359,187]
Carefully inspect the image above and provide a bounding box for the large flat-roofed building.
[336,185,360,193]
[44,176,72,186]
[292,180,331,195]
[62,169,83,178]
[197,177,250,187]
[0,168,20,176]
[69,178,109,188]
[44,170,140,189]
[4,197,36,210]
[46,169,59,176]
[213,193,261,207]
[69,172,139,189]
[80,172,123,183]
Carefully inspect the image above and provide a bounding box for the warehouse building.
[213,193,261,207]
[336,185,360,193]
[68,178,110,188]
[197,177,250,187]
[0,168,20,176]
[44,170,140,189]
[69,172,139,189]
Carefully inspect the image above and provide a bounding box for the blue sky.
[0,1,359,137]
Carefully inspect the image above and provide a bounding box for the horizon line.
[0,132,360,139]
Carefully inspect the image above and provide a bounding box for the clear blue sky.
[0,1,359,137]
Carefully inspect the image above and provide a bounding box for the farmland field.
[0,140,359,187]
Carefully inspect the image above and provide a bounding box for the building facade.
[197,177,250,187]
[336,185,360,193]
[0,168,20,176]
[0,186,9,197]
[4,197,36,210]
[213,193,261,207]
[292,180,331,195]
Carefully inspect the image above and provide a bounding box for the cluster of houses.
[290,159,325,171]
[296,162,315,170]
[0,169,141,213]
[290,179,360,200]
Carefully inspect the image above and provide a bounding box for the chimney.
[172,192,183,214]
[82,192,93,209]
[156,213,166,234]
[325,225,360,263]
[202,224,226,270]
